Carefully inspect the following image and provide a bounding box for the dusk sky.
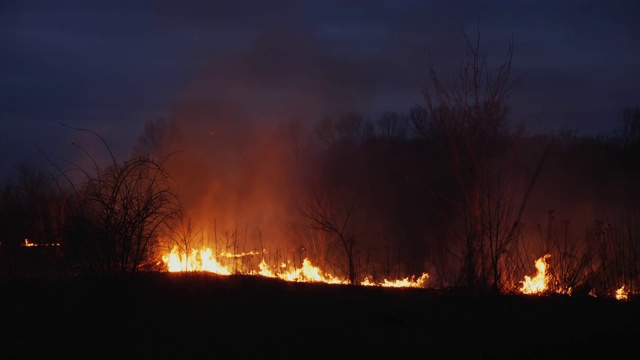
[1,0,638,178]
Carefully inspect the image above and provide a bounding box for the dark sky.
[1,0,639,178]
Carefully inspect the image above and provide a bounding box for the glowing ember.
[161,246,430,288]
[520,254,551,295]
[615,285,629,301]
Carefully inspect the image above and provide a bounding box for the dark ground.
[1,272,638,360]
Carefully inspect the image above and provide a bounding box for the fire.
[382,274,430,288]
[517,255,630,300]
[257,259,276,277]
[21,238,60,247]
[520,254,551,295]
[161,246,430,288]
[615,285,629,301]
[162,246,231,274]
[281,258,347,284]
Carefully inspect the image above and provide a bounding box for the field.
[2,272,639,359]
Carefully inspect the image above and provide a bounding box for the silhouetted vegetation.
[0,31,639,301]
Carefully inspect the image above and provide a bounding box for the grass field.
[2,272,638,359]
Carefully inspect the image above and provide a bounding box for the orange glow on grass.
[161,245,430,288]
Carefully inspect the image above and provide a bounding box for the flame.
[23,238,36,247]
[362,274,430,288]
[520,254,551,295]
[615,285,629,301]
[161,246,429,288]
[162,246,231,274]
[21,238,60,247]
[282,258,347,284]
[257,259,276,277]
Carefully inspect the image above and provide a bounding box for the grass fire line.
[161,247,629,298]
[518,254,629,299]
[161,245,430,288]
[162,246,629,300]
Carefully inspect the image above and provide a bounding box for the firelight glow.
[161,245,430,288]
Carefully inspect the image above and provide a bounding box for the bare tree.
[0,162,66,277]
[419,23,547,292]
[377,111,409,140]
[164,213,202,258]
[59,126,183,276]
[299,174,364,285]
[614,107,640,151]
[133,117,183,161]
[313,112,368,148]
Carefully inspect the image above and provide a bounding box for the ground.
[1,272,638,359]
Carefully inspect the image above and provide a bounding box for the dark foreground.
[1,272,639,360]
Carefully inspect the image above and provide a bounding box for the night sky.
[1,0,638,178]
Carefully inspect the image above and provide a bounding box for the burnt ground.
[1,272,639,360]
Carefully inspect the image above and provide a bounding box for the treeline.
[268,105,640,296]
[1,30,638,297]
[1,106,639,297]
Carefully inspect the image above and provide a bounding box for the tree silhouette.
[418,23,548,292]
[0,162,65,277]
[58,125,183,276]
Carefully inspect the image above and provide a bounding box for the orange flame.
[383,274,430,288]
[520,254,551,295]
[162,246,231,274]
[615,285,629,301]
[21,238,60,247]
[161,246,429,288]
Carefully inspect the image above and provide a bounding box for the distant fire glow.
[21,238,60,247]
[615,286,629,301]
[161,246,430,288]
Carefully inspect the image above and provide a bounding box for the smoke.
[154,25,378,252]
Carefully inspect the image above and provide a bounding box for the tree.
[299,174,363,285]
[313,112,369,148]
[300,112,380,284]
[377,111,409,140]
[0,162,65,277]
[59,126,183,276]
[419,23,546,292]
[614,107,640,151]
[133,117,182,161]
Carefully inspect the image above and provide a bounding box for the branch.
[61,123,117,166]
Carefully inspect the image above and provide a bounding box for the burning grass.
[160,246,632,300]
[160,245,430,288]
